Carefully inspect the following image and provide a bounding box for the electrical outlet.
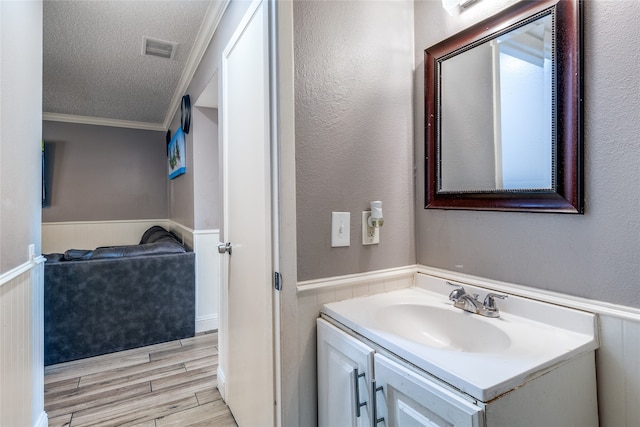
[331,212,350,247]
[362,211,379,245]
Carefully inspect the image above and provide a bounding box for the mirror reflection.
[438,13,554,193]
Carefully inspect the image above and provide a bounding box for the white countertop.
[320,273,598,402]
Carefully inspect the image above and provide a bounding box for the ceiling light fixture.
[442,0,478,16]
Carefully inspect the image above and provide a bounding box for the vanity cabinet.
[374,353,483,427]
[317,318,374,427]
[318,317,598,427]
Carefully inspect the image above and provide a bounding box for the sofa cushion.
[48,226,186,263]
[90,241,186,259]
[63,249,94,261]
[45,253,65,263]
[140,226,179,244]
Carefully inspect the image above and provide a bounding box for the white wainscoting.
[42,219,171,254]
[0,256,47,427]
[169,223,220,333]
[417,265,640,427]
[296,265,640,427]
[596,314,640,426]
[296,266,417,423]
[41,219,220,333]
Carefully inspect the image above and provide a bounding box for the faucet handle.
[483,293,508,310]
[446,282,466,301]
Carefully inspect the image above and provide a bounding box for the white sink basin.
[374,304,511,353]
[320,273,598,401]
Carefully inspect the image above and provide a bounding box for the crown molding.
[42,112,165,131]
[162,0,231,130]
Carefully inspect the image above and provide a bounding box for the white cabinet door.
[317,319,374,427]
[373,354,484,427]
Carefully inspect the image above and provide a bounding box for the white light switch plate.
[362,211,379,245]
[331,212,350,247]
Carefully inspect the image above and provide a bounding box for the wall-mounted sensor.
[368,201,384,229]
[363,201,383,245]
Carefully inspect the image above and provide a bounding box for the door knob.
[218,242,232,255]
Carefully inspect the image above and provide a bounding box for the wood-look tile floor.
[44,332,237,427]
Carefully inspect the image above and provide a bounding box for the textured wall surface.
[415,0,640,308]
[167,1,249,233]
[168,114,196,229]
[0,0,43,272]
[294,0,416,281]
[0,3,46,427]
[192,107,221,230]
[43,1,209,125]
[42,121,168,222]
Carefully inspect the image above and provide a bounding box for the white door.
[317,319,374,427]
[373,354,484,427]
[220,0,274,425]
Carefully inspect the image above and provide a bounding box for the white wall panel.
[0,259,47,427]
[192,230,220,332]
[169,222,220,333]
[0,269,32,426]
[42,219,170,254]
[296,267,416,423]
[597,315,640,427]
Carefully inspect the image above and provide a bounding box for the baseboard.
[33,411,48,427]
[196,314,219,334]
[217,367,226,401]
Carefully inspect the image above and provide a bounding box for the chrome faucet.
[447,282,507,318]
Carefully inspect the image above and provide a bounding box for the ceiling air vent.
[142,37,178,60]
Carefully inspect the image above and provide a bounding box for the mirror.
[425,0,583,213]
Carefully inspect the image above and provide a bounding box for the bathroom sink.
[320,273,598,401]
[373,304,511,353]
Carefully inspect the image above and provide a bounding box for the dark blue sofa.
[44,226,195,365]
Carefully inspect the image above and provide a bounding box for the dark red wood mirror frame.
[425,0,583,213]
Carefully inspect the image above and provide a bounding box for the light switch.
[331,212,350,247]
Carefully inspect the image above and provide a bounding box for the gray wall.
[0,0,43,272]
[192,107,220,230]
[167,1,249,234]
[166,107,221,232]
[415,0,640,309]
[168,115,195,229]
[294,0,416,281]
[42,121,168,222]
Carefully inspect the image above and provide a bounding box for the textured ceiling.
[43,0,218,130]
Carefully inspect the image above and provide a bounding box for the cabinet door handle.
[371,380,385,426]
[353,367,367,417]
